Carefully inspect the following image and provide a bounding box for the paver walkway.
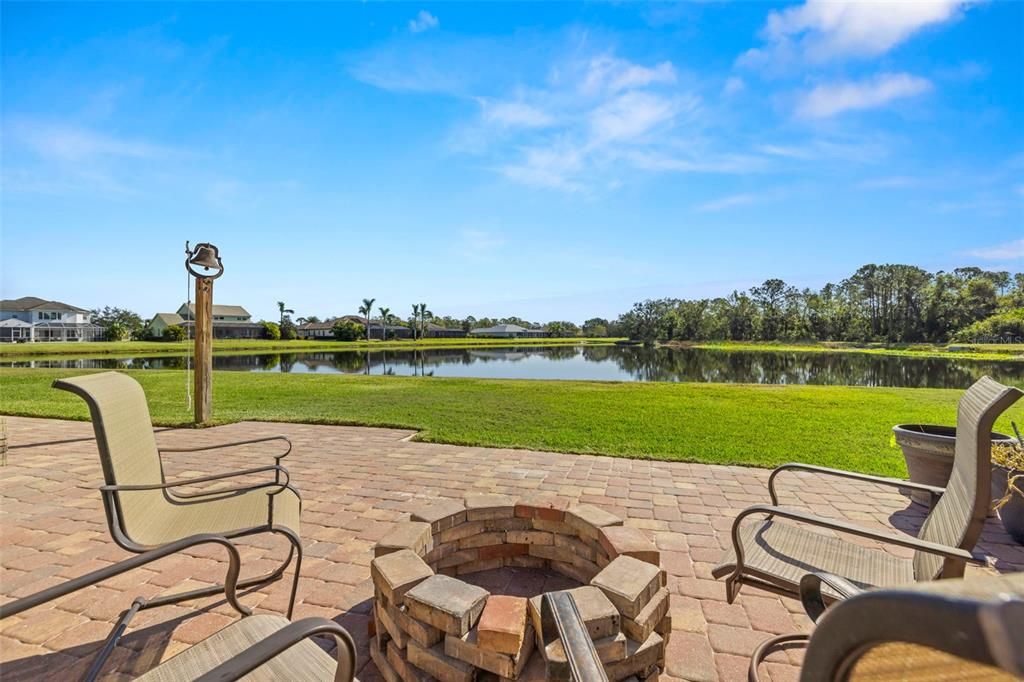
[1,416,1021,681]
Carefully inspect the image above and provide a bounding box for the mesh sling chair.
[0,536,357,682]
[53,372,303,618]
[713,376,1022,603]
[750,571,1024,682]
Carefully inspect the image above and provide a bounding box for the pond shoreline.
[2,338,1021,362]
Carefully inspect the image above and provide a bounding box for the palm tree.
[277,301,294,327]
[378,306,392,341]
[411,304,421,341]
[418,302,433,340]
[359,298,375,340]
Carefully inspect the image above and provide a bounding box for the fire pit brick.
[478,595,529,655]
[372,549,434,607]
[599,526,660,566]
[544,631,628,666]
[372,496,667,680]
[620,587,670,643]
[591,556,661,619]
[411,499,467,533]
[406,574,489,636]
[387,640,431,682]
[407,640,476,682]
[445,624,535,678]
[376,521,433,558]
[465,493,517,521]
[528,586,620,642]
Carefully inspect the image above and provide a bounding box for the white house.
[0,297,104,342]
[147,303,263,339]
[468,324,549,338]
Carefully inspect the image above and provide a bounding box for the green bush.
[332,320,365,342]
[163,325,186,341]
[280,321,298,341]
[953,308,1024,343]
[262,321,282,340]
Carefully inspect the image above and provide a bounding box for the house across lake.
[147,303,264,339]
[0,297,104,343]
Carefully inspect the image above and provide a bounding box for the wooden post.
[194,276,214,424]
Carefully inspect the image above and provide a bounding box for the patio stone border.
[368,494,670,681]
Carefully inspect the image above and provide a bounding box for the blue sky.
[2,1,1022,324]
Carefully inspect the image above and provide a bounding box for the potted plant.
[993,424,1024,545]
[892,424,1015,509]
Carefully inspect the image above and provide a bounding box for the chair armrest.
[100,465,291,498]
[799,572,864,623]
[193,617,357,682]
[768,463,945,506]
[732,505,985,566]
[0,533,251,620]
[160,435,292,462]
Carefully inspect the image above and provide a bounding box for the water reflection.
[5,346,1022,389]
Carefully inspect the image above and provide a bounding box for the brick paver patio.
[2,415,1021,681]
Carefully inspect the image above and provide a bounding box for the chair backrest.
[913,376,1022,580]
[53,372,165,546]
[799,573,1024,681]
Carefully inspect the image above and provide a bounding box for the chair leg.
[726,574,741,604]
[276,527,303,620]
[143,532,298,612]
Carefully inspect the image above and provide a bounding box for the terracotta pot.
[891,424,1014,511]
[992,465,1024,545]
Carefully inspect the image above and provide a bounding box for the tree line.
[610,265,1023,344]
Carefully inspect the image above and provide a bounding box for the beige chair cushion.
[135,614,336,681]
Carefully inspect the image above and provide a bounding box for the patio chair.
[53,372,303,619]
[713,375,1022,603]
[0,535,356,682]
[749,571,1024,681]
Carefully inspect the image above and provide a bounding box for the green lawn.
[0,336,619,359]
[3,368,1020,477]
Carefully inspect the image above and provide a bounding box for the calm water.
[8,345,1024,388]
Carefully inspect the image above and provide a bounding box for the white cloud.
[795,73,932,118]
[409,10,439,34]
[498,146,585,191]
[695,193,760,212]
[589,91,682,143]
[965,239,1024,261]
[580,55,676,95]
[722,77,745,96]
[480,100,554,129]
[10,119,179,162]
[742,0,970,66]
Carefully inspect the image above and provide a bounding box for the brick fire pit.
[369,494,670,681]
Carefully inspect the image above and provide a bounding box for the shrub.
[280,321,298,341]
[952,308,1024,343]
[332,319,365,342]
[163,325,186,341]
[262,321,281,340]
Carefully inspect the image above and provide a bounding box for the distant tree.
[378,306,392,340]
[547,321,579,337]
[359,298,376,340]
[582,318,610,337]
[163,325,186,342]
[305,315,322,324]
[277,301,294,327]
[280,320,298,340]
[261,321,281,340]
[90,307,145,341]
[332,319,364,342]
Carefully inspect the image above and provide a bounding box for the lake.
[7,345,1023,388]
